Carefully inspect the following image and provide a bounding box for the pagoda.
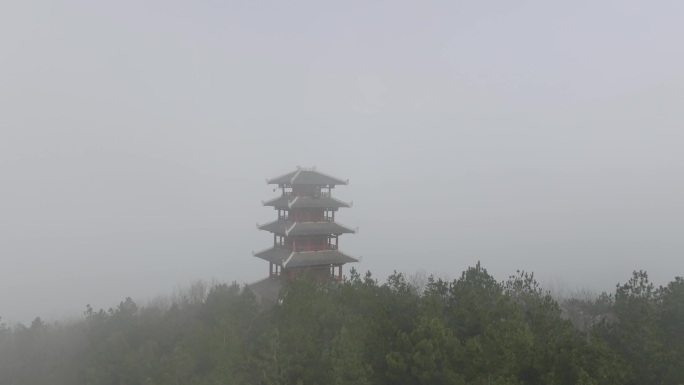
[252,167,359,285]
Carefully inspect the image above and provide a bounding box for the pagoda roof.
[262,195,351,209]
[253,247,358,268]
[248,276,283,304]
[258,220,357,236]
[267,167,348,186]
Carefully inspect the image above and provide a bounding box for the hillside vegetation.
[1,264,683,385]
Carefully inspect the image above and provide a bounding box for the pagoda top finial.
[267,167,349,186]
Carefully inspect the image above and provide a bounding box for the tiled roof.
[252,246,292,265]
[257,220,292,235]
[258,220,356,236]
[247,276,283,304]
[253,247,358,268]
[285,250,358,268]
[262,195,351,209]
[267,167,348,186]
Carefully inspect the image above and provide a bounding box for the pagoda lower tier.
[253,247,358,269]
[253,246,358,282]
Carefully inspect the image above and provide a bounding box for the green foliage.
[327,326,373,385]
[0,267,681,385]
[386,317,464,385]
[658,277,684,383]
[594,272,684,385]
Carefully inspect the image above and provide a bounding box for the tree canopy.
[0,264,682,385]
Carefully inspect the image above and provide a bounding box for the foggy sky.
[1,0,683,323]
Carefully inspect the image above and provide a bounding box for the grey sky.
[1,0,683,323]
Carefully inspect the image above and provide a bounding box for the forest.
[1,264,682,385]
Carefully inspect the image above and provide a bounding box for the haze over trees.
[1,264,682,385]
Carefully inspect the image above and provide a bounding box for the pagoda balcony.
[288,214,334,222]
[263,195,351,209]
[271,243,339,253]
[280,191,333,198]
[259,219,356,236]
[272,214,335,223]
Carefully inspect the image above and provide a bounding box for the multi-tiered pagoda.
[252,167,358,286]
